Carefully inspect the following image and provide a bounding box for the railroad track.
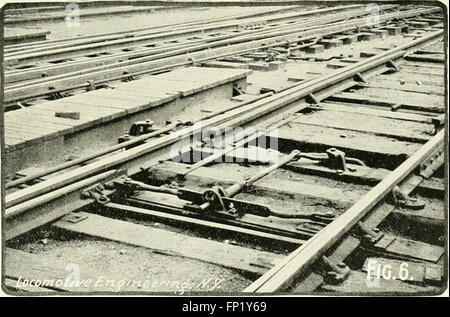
[3,4,442,107]
[3,5,184,25]
[3,5,309,55]
[3,4,366,102]
[3,9,446,294]
[4,5,356,65]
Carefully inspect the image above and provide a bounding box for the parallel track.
[4,5,441,105]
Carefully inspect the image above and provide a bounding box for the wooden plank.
[292,109,432,143]
[403,61,444,69]
[362,78,444,95]
[331,91,444,113]
[371,235,444,262]
[127,78,202,96]
[245,130,444,292]
[4,135,26,151]
[90,91,166,114]
[119,78,187,94]
[70,91,158,116]
[9,106,104,134]
[395,200,445,225]
[32,100,126,126]
[5,110,77,134]
[111,85,179,101]
[53,212,283,275]
[399,64,444,76]
[86,89,153,103]
[349,87,444,109]
[156,69,228,83]
[272,124,422,160]
[157,77,231,95]
[91,88,162,103]
[381,72,444,86]
[5,107,79,128]
[318,102,435,123]
[148,67,247,97]
[406,53,445,63]
[4,128,43,145]
[156,67,251,88]
[64,94,139,112]
[6,122,62,141]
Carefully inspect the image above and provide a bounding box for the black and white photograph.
[0,0,447,300]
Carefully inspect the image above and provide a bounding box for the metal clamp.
[356,222,384,245]
[386,60,399,72]
[326,148,366,172]
[118,119,157,143]
[80,184,110,204]
[202,186,237,217]
[129,120,156,136]
[87,80,96,91]
[122,71,134,82]
[322,256,350,285]
[391,186,426,210]
[300,148,366,173]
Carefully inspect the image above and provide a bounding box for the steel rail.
[289,174,438,293]
[3,5,356,56]
[3,33,317,103]
[5,170,119,219]
[4,7,440,103]
[4,30,442,237]
[2,7,297,55]
[4,7,369,85]
[3,6,299,41]
[244,129,445,293]
[104,202,305,245]
[3,6,184,24]
[4,170,123,240]
[4,5,378,85]
[4,5,366,64]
